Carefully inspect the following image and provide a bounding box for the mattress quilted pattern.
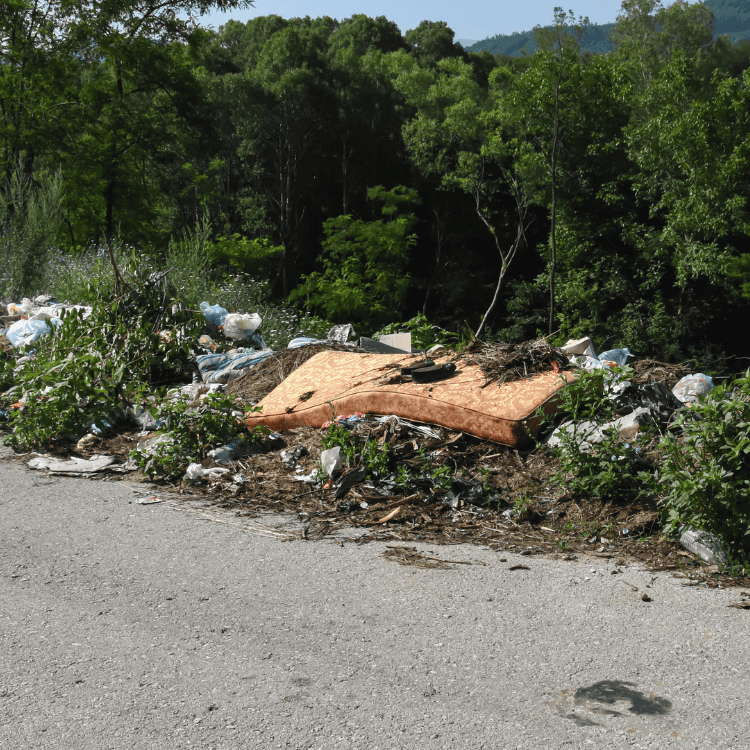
[245,351,574,447]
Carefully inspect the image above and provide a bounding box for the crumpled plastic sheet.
[611,381,685,423]
[672,373,714,404]
[184,463,231,481]
[195,349,273,385]
[5,317,63,348]
[334,466,367,498]
[680,527,727,566]
[373,415,441,440]
[442,477,491,509]
[327,323,357,343]
[27,454,125,474]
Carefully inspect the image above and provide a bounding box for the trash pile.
[1,293,745,583]
[1,295,92,350]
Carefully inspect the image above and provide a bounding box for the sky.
[193,0,629,42]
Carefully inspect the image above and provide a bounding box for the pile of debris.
[459,338,569,386]
[0,295,742,584]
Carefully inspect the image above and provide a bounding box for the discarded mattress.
[245,351,575,447]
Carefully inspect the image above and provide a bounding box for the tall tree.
[509,8,589,334]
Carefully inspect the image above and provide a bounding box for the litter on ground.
[1,295,748,588]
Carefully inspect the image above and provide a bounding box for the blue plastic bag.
[200,302,228,328]
[597,347,631,367]
[6,317,61,348]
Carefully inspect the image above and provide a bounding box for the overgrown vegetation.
[3,252,201,451]
[130,391,265,480]
[4,2,750,361]
[539,366,750,568]
[659,372,750,566]
[0,165,64,300]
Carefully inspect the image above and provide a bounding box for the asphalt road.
[1,458,748,750]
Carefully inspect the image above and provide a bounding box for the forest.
[2,0,750,367]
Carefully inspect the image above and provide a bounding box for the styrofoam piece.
[359,336,410,353]
[561,337,594,357]
[377,332,412,353]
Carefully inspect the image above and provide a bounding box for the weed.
[658,370,750,565]
[513,495,531,517]
[0,165,64,299]
[130,391,265,480]
[320,419,358,466]
[3,252,201,450]
[537,366,658,503]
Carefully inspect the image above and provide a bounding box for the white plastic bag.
[184,463,231,481]
[321,446,344,476]
[672,374,714,404]
[222,313,262,341]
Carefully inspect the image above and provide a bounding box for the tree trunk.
[549,76,560,336]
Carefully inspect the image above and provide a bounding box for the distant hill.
[456,39,480,48]
[466,0,750,56]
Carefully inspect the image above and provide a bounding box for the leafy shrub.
[0,166,64,299]
[539,367,657,503]
[320,416,388,478]
[208,234,283,277]
[289,186,418,331]
[658,371,750,564]
[45,243,153,304]
[130,391,264,480]
[373,313,457,351]
[3,252,201,450]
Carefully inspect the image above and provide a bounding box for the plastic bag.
[672,373,714,404]
[7,298,34,316]
[320,446,344,476]
[598,347,631,367]
[184,463,230,481]
[327,323,356,343]
[222,313,262,340]
[200,302,228,328]
[5,317,61,348]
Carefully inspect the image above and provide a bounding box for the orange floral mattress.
[245,351,575,447]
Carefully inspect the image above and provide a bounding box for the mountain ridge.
[466,0,750,56]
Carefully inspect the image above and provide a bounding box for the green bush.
[289,186,418,331]
[3,251,201,451]
[539,367,657,503]
[130,391,265,480]
[658,371,750,565]
[208,234,283,277]
[0,166,64,299]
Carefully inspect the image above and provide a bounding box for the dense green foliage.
[130,391,265,480]
[3,1,750,361]
[659,372,750,564]
[541,366,750,567]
